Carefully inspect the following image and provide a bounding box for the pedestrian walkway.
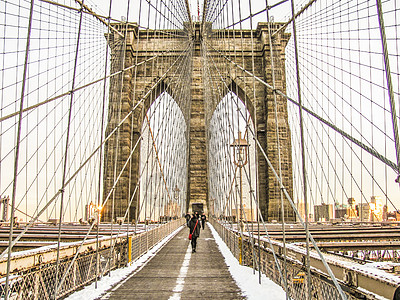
[98,223,245,299]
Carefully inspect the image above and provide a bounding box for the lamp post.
[210,197,215,217]
[95,204,102,288]
[230,131,249,265]
[173,185,180,218]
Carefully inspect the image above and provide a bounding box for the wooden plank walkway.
[98,224,245,299]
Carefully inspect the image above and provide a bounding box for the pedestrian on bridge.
[185,213,191,227]
[189,214,201,253]
[201,213,206,229]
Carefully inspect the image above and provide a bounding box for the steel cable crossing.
[0,0,191,298]
[204,0,399,299]
[1,0,400,299]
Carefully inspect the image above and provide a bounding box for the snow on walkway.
[66,222,286,300]
[208,222,286,300]
[65,226,184,300]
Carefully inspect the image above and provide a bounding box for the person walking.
[188,213,201,253]
[185,213,191,227]
[201,213,206,229]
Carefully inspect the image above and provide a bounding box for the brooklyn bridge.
[0,0,400,299]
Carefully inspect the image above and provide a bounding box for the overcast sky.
[85,0,299,26]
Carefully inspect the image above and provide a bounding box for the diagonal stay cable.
[40,0,124,38]
[57,130,143,292]
[0,44,191,260]
[5,1,35,297]
[0,44,188,124]
[205,69,287,288]
[206,41,399,175]
[202,32,286,285]
[144,113,173,206]
[271,0,319,38]
[255,137,347,299]
[100,90,188,272]
[204,35,345,297]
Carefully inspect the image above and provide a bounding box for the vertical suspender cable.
[128,0,143,259]
[96,0,113,288]
[148,0,158,225]
[247,0,257,274]
[5,1,35,299]
[236,0,245,266]
[54,1,84,298]
[264,1,288,296]
[135,0,144,234]
[109,0,131,274]
[288,0,311,298]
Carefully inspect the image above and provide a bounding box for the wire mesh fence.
[210,218,381,300]
[0,219,183,299]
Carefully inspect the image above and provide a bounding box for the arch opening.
[208,91,257,222]
[138,91,188,222]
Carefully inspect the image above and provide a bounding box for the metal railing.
[210,218,399,300]
[0,219,183,299]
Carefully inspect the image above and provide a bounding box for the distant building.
[335,206,347,219]
[356,203,370,221]
[387,210,400,221]
[314,203,333,221]
[334,199,357,220]
[296,200,313,222]
[383,205,388,221]
[297,200,306,221]
[370,196,384,221]
[85,202,96,221]
[347,198,358,219]
[356,196,384,221]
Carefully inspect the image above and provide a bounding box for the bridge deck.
[99,224,244,299]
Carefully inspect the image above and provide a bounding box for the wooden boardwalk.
[98,224,245,299]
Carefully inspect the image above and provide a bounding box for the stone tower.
[102,22,294,222]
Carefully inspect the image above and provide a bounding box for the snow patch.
[65,225,184,300]
[208,223,286,300]
[169,243,192,299]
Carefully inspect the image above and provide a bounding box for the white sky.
[86,0,299,25]
[1,0,399,223]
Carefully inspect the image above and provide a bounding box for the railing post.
[238,236,243,265]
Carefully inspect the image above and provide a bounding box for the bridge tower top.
[102,20,294,222]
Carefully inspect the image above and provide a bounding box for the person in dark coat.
[184,213,191,227]
[188,214,201,252]
[200,213,206,229]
